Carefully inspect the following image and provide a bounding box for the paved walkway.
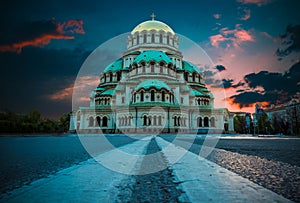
[1,137,291,203]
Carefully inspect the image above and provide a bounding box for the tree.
[257,113,271,134]
[234,116,246,134]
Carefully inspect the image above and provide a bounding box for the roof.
[133,50,173,64]
[190,89,205,97]
[182,61,201,73]
[100,89,115,96]
[104,58,123,73]
[135,79,171,91]
[131,20,175,35]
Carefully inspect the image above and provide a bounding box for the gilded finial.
[151,12,156,21]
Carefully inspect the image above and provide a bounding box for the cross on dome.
[151,12,156,21]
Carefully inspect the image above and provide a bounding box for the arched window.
[159,34,163,43]
[128,116,131,126]
[158,116,162,125]
[210,117,215,127]
[143,115,147,126]
[192,73,196,82]
[151,90,155,101]
[177,117,181,126]
[151,33,155,43]
[134,93,136,103]
[174,116,177,126]
[184,72,189,81]
[144,34,147,43]
[197,117,202,127]
[162,91,165,102]
[102,116,108,127]
[88,117,94,127]
[167,35,169,44]
[150,61,155,72]
[124,116,127,126]
[198,75,201,83]
[141,91,144,102]
[136,35,139,44]
[109,73,113,82]
[148,116,152,126]
[116,71,121,81]
[121,117,124,126]
[96,116,101,127]
[204,117,209,127]
[153,115,157,126]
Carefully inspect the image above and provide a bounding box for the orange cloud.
[0,19,85,53]
[237,0,271,6]
[213,14,221,19]
[210,25,254,48]
[48,84,74,101]
[240,8,251,21]
[48,76,99,101]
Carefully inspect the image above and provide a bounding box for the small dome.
[135,79,171,91]
[133,50,173,64]
[182,61,201,73]
[100,89,115,96]
[131,20,175,35]
[90,91,95,98]
[104,58,123,73]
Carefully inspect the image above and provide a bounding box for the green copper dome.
[135,79,171,91]
[131,20,175,35]
[182,61,201,73]
[104,58,123,73]
[133,50,173,64]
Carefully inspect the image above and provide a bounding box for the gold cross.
[151,12,156,21]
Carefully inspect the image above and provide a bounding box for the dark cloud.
[222,79,234,88]
[232,81,245,88]
[211,79,234,89]
[203,70,216,77]
[229,61,300,107]
[215,65,226,72]
[244,62,300,95]
[0,46,91,118]
[275,24,300,58]
[0,19,85,53]
[229,91,279,108]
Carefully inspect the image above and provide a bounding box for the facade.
[70,16,234,134]
[264,101,300,135]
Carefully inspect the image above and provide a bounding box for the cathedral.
[70,15,234,134]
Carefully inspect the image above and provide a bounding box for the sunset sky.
[1,0,299,118]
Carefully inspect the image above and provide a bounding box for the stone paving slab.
[156,137,292,203]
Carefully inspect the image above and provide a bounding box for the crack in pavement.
[116,138,186,203]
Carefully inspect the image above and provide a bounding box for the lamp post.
[291,101,298,135]
[253,118,257,136]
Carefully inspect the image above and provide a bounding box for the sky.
[0,0,300,118]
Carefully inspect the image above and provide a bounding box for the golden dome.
[131,20,175,35]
